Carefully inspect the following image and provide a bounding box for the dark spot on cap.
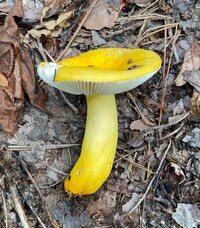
[128,65,141,70]
[127,59,133,64]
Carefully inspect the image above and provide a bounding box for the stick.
[56,0,99,62]
[128,140,171,214]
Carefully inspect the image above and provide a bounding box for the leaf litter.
[0,0,46,135]
[0,0,200,227]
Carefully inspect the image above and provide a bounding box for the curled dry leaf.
[190,89,200,116]
[0,0,46,135]
[163,162,185,187]
[175,37,200,89]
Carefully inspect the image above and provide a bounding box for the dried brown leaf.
[83,1,118,30]
[0,73,8,87]
[175,37,200,88]
[20,48,47,111]
[28,29,51,38]
[130,119,151,131]
[164,162,185,185]
[29,8,73,38]
[0,1,47,135]
[87,191,117,217]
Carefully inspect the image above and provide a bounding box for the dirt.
[0,0,200,227]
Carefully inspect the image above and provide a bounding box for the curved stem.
[64,94,118,195]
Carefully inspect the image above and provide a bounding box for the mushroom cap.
[37,48,161,96]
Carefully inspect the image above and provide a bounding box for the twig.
[1,190,8,228]
[114,146,146,164]
[184,179,199,186]
[10,185,31,228]
[37,39,48,62]
[13,154,60,228]
[133,19,147,48]
[44,49,55,62]
[26,203,46,228]
[141,37,171,46]
[140,23,178,44]
[8,143,80,151]
[116,152,156,175]
[150,111,190,130]
[81,0,109,10]
[168,28,180,62]
[45,164,67,176]
[158,23,179,125]
[145,142,152,180]
[137,0,159,15]
[59,90,79,114]
[38,176,66,189]
[162,29,180,52]
[157,121,185,141]
[127,92,154,126]
[56,0,99,61]
[128,140,172,214]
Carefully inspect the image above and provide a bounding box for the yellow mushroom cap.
[37,48,161,96]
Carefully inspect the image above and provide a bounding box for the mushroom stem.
[64,94,118,195]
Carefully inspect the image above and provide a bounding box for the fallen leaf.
[175,37,200,88]
[0,0,46,135]
[87,191,117,217]
[43,11,72,30]
[122,193,139,213]
[28,29,51,38]
[164,162,186,186]
[0,73,8,87]
[168,112,188,124]
[83,0,118,30]
[91,30,106,46]
[173,99,185,115]
[172,203,200,228]
[130,119,151,131]
[182,127,200,148]
[190,89,200,116]
[28,7,73,38]
[184,69,200,92]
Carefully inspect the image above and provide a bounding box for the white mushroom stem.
[64,94,118,195]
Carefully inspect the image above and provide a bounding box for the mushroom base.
[64,94,118,195]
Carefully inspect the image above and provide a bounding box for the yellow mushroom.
[37,48,162,195]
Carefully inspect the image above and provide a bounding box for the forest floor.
[0,0,200,227]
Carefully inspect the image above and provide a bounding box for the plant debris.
[0,0,46,135]
[0,0,200,227]
[172,203,200,228]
